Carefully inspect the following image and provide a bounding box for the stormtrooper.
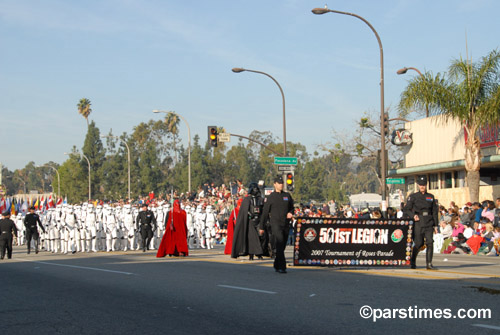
[73,205,84,252]
[62,206,78,254]
[149,205,159,250]
[103,205,120,252]
[155,203,168,249]
[194,205,206,248]
[78,204,88,252]
[95,205,105,251]
[41,209,51,251]
[185,205,196,249]
[55,204,65,253]
[204,205,219,250]
[48,207,60,253]
[122,204,136,252]
[15,213,25,246]
[85,204,99,252]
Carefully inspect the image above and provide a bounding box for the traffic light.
[383,113,389,136]
[285,172,294,192]
[208,126,218,147]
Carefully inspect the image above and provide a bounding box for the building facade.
[388,116,500,206]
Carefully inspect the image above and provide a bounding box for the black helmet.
[248,182,260,197]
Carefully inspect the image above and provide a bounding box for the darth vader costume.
[231,183,264,259]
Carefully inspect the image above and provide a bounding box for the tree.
[399,49,500,202]
[82,121,106,199]
[163,112,181,164]
[77,98,92,127]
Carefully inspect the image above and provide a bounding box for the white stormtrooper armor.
[15,213,25,246]
[149,205,158,250]
[115,205,125,251]
[185,205,196,249]
[41,210,51,251]
[62,206,78,254]
[205,205,218,249]
[48,208,60,253]
[73,205,84,252]
[195,205,206,248]
[95,205,105,251]
[122,205,136,251]
[85,204,98,252]
[55,205,65,253]
[156,205,166,249]
[103,206,119,252]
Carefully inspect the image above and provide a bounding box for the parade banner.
[294,217,413,267]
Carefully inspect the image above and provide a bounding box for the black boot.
[410,247,419,269]
[27,248,31,255]
[249,254,254,261]
[426,246,437,270]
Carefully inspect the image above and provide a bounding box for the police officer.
[0,211,18,260]
[259,175,294,273]
[403,175,439,270]
[24,206,46,254]
[136,203,157,252]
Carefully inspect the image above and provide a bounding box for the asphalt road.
[1,245,499,335]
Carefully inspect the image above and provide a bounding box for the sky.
[1,0,499,170]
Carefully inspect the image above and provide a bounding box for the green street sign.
[386,178,405,184]
[274,157,298,165]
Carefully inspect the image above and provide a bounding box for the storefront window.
[443,172,453,188]
[406,176,415,194]
[457,170,466,187]
[429,173,439,190]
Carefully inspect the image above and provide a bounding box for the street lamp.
[153,110,192,193]
[15,176,26,194]
[312,5,388,207]
[397,66,428,117]
[232,67,287,157]
[37,165,60,197]
[64,152,91,201]
[101,135,131,201]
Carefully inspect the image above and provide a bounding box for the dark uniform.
[136,206,157,252]
[403,176,439,269]
[0,212,18,260]
[259,176,294,273]
[24,209,46,254]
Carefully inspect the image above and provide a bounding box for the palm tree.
[77,98,92,127]
[399,49,500,202]
[164,112,180,164]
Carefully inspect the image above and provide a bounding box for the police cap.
[2,211,11,217]
[416,175,427,186]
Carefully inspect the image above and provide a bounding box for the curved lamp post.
[37,165,60,197]
[101,135,131,200]
[312,6,388,205]
[153,110,191,193]
[65,152,91,201]
[232,67,287,157]
[397,66,428,117]
[15,176,26,194]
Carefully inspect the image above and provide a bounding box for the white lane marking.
[217,285,277,294]
[439,260,495,265]
[34,261,134,275]
[309,294,316,297]
[471,324,500,331]
[17,258,134,275]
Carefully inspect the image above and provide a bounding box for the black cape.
[231,196,263,258]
